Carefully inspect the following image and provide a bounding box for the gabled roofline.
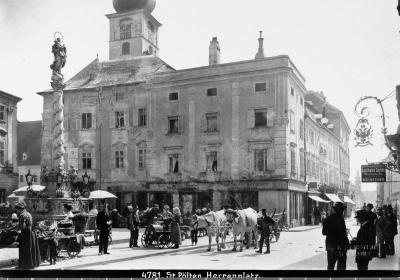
[0,90,22,103]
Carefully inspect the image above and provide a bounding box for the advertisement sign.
[361,164,386,183]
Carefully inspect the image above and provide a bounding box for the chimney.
[209,37,220,65]
[255,31,265,59]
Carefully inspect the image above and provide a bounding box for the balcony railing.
[198,171,222,182]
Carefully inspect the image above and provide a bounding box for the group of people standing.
[322,201,398,271]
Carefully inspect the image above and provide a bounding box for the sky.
[0,0,399,191]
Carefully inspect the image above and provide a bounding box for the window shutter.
[109,111,115,129]
[267,108,275,127]
[162,117,168,135]
[129,107,135,127]
[91,113,96,129]
[125,109,130,127]
[92,148,96,170]
[267,148,275,170]
[199,114,206,132]
[247,110,255,129]
[179,115,183,133]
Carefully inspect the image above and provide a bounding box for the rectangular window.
[168,116,180,134]
[115,151,124,168]
[291,150,296,175]
[138,108,147,127]
[138,148,146,170]
[206,113,218,132]
[82,152,92,170]
[291,88,294,96]
[206,151,218,172]
[299,119,304,140]
[0,142,4,165]
[81,113,92,129]
[116,92,125,102]
[0,106,4,121]
[290,110,295,133]
[254,149,268,172]
[20,175,24,182]
[169,92,178,101]
[168,154,180,173]
[206,88,217,97]
[255,82,267,93]
[120,23,132,39]
[115,111,125,128]
[254,109,268,128]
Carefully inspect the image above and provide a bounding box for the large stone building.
[0,90,22,203]
[37,0,351,226]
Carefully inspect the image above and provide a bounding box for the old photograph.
[0,0,399,277]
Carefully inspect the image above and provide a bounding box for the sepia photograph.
[0,0,399,278]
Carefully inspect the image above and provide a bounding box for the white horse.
[225,207,259,252]
[192,210,228,251]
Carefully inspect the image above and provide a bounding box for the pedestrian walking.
[128,205,140,248]
[322,202,349,270]
[384,205,398,255]
[354,209,376,270]
[255,209,275,254]
[171,207,182,249]
[375,207,388,258]
[190,209,201,246]
[14,202,41,269]
[96,202,111,255]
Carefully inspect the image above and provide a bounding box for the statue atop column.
[50,33,67,90]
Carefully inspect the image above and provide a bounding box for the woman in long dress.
[15,202,41,269]
[171,207,182,249]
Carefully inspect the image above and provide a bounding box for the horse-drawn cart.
[141,221,174,249]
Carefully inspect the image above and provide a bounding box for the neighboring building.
[377,153,400,210]
[0,89,22,203]
[350,171,364,209]
[303,91,352,222]
[39,0,314,226]
[17,121,42,187]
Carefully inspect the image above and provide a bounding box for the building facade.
[37,0,355,227]
[0,90,21,203]
[17,121,42,187]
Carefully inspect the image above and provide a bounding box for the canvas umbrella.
[13,185,46,195]
[89,190,117,199]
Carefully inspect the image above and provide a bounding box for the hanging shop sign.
[361,164,386,183]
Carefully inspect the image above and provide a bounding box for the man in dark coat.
[375,207,388,258]
[128,205,140,248]
[365,203,377,226]
[96,203,111,255]
[354,209,376,270]
[384,205,398,255]
[322,202,349,270]
[256,209,275,254]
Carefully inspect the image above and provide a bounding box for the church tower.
[106,0,160,60]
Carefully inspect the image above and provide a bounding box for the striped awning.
[344,196,356,205]
[308,195,330,203]
[325,193,343,203]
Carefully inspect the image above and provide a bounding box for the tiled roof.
[52,56,174,92]
[17,121,42,166]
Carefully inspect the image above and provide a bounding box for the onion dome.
[113,0,156,13]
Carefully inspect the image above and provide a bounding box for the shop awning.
[343,196,356,205]
[308,195,330,203]
[325,193,343,203]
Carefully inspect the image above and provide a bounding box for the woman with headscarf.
[171,207,182,249]
[14,202,41,269]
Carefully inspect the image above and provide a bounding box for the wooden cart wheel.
[166,235,174,249]
[67,239,81,258]
[157,235,166,249]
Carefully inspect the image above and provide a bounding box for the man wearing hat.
[384,205,398,255]
[96,202,111,255]
[322,202,349,270]
[127,205,140,248]
[354,209,376,270]
[255,209,275,254]
[365,203,377,226]
[375,206,388,258]
[14,202,41,269]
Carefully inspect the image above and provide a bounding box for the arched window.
[148,46,153,55]
[122,42,130,55]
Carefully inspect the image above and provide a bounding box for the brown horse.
[191,210,228,251]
